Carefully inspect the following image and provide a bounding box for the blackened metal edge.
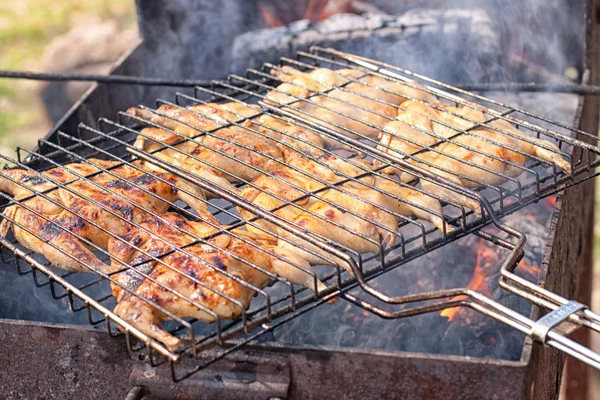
[0,317,101,332]
[241,340,529,367]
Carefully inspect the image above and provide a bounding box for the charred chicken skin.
[0,159,211,273]
[109,212,327,350]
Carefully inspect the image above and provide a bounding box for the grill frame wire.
[292,47,600,298]
[0,111,491,373]
[256,47,600,368]
[0,104,468,370]
[139,46,600,367]
[263,58,564,200]
[247,57,577,200]
[1,48,600,378]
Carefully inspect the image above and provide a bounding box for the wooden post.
[564,1,600,399]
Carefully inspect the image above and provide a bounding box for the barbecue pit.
[0,1,598,399]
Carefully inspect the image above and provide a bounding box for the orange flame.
[441,238,493,322]
[544,195,557,208]
[303,0,318,20]
[517,260,540,275]
[260,6,284,28]
[317,0,354,21]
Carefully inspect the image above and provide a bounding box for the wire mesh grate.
[1,47,600,378]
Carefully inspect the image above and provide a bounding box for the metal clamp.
[531,301,587,343]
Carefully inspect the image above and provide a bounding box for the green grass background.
[0,0,135,153]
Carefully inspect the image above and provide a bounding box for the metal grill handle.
[342,229,600,371]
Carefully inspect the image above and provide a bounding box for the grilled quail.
[109,212,327,350]
[265,66,437,140]
[0,159,211,273]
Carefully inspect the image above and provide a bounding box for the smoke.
[489,0,584,82]
[369,0,584,82]
[0,0,587,363]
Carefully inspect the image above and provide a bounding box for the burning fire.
[441,238,494,322]
[260,0,355,28]
[260,7,284,29]
[516,259,540,275]
[544,195,557,208]
[440,239,542,322]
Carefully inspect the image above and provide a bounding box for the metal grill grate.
[1,48,600,379]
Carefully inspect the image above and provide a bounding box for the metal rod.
[2,47,600,379]
[454,82,600,95]
[4,69,597,95]
[0,70,215,87]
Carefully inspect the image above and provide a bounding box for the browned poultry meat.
[265,66,438,140]
[109,212,327,350]
[128,103,282,193]
[238,152,449,273]
[376,102,572,212]
[127,101,361,195]
[0,159,211,273]
[376,100,453,156]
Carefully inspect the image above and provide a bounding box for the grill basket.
[1,48,600,378]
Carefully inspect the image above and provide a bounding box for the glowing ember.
[260,0,355,28]
[517,260,540,275]
[441,238,494,322]
[544,195,557,207]
[260,6,284,28]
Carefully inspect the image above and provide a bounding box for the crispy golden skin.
[128,103,283,193]
[126,101,360,197]
[238,153,448,273]
[376,102,571,212]
[0,159,211,273]
[108,212,326,350]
